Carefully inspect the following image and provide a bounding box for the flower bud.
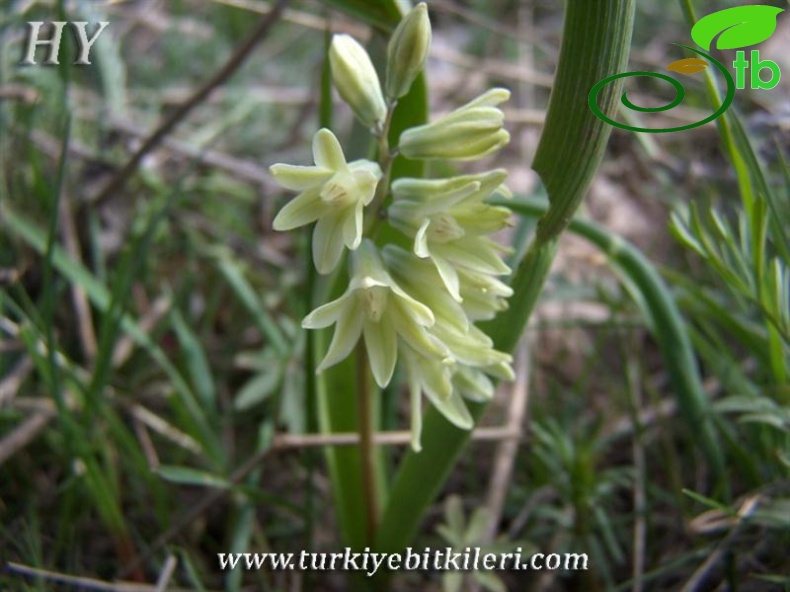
[385,2,431,100]
[398,88,511,160]
[330,34,387,130]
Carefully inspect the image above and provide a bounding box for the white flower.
[302,240,446,388]
[389,170,512,301]
[398,89,511,160]
[270,128,381,274]
[457,267,513,321]
[401,344,472,451]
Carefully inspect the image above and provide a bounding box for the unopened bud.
[398,88,511,160]
[386,2,431,100]
[330,34,387,129]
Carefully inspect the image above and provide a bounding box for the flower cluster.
[269,3,514,450]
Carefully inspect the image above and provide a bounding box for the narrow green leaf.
[156,465,231,489]
[171,308,217,414]
[176,548,209,592]
[214,252,289,357]
[682,489,733,514]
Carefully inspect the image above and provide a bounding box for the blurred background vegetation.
[0,0,788,590]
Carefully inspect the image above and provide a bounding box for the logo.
[589,5,784,133]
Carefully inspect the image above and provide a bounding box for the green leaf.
[234,369,283,411]
[156,465,231,489]
[213,251,289,357]
[318,0,406,32]
[739,413,788,430]
[682,489,733,514]
[170,307,217,414]
[691,6,784,51]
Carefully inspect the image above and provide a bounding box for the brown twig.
[680,496,762,592]
[273,427,522,448]
[0,408,57,466]
[4,562,203,592]
[0,357,34,406]
[90,0,289,207]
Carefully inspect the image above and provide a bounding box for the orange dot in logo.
[666,57,709,75]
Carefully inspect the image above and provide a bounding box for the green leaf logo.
[691,5,784,50]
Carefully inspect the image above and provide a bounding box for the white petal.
[425,389,473,430]
[420,182,480,216]
[432,254,462,302]
[302,294,352,329]
[312,128,347,171]
[312,211,347,274]
[273,187,326,231]
[363,314,397,388]
[270,164,333,191]
[436,238,510,275]
[349,162,382,205]
[410,374,423,452]
[414,218,431,258]
[485,360,515,381]
[342,202,363,250]
[464,88,510,109]
[392,305,446,359]
[316,307,363,372]
[390,285,435,327]
[453,367,494,402]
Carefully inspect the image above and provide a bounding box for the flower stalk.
[365,100,398,237]
[355,341,378,545]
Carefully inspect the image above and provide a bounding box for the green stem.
[364,101,398,237]
[355,342,378,545]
